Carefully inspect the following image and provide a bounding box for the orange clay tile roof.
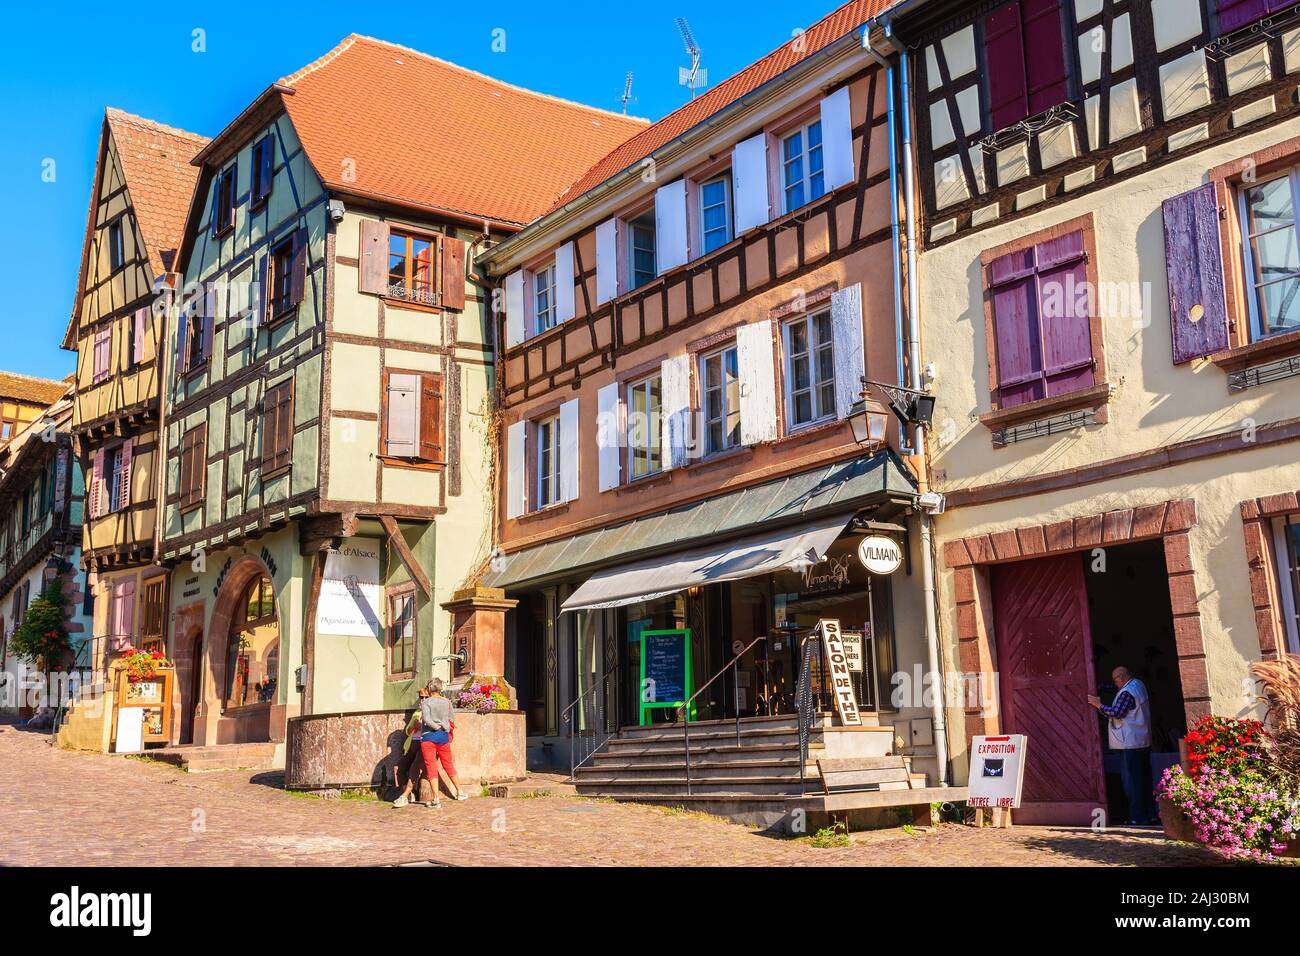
[278,35,651,227]
[105,109,210,278]
[548,0,893,213]
[0,370,69,408]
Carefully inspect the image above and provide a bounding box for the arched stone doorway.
[196,555,283,746]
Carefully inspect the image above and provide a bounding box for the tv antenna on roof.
[621,71,635,114]
[675,17,707,99]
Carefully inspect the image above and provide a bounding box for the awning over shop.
[483,449,917,594]
[560,511,852,612]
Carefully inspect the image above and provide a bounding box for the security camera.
[918,491,946,515]
[328,199,345,222]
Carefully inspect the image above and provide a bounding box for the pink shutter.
[133,307,148,364]
[1217,0,1271,33]
[117,440,133,511]
[1023,0,1068,116]
[359,220,391,295]
[90,448,105,519]
[1163,183,1230,364]
[989,249,1044,407]
[1035,232,1095,396]
[121,580,136,639]
[985,1,1030,131]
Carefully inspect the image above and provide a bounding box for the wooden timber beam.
[378,514,432,600]
[301,548,326,716]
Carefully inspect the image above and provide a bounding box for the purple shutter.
[385,373,420,457]
[1162,183,1230,364]
[985,1,1030,131]
[989,248,1045,407]
[1035,232,1095,396]
[1023,0,1068,116]
[1217,0,1271,33]
[117,439,133,511]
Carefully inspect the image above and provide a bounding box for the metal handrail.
[676,636,766,795]
[795,629,820,795]
[561,664,620,779]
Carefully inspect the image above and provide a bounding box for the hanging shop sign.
[317,538,382,638]
[818,618,862,726]
[967,734,1029,809]
[638,629,694,725]
[857,535,902,575]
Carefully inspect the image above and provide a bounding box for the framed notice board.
[638,629,694,725]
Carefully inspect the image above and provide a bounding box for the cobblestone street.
[0,725,1225,867]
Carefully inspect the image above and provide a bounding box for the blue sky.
[0,1,833,382]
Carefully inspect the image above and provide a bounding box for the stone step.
[593,739,821,761]
[575,777,812,796]
[577,761,811,782]
[614,711,856,739]
[149,743,278,772]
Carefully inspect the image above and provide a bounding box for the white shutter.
[504,270,525,348]
[660,354,692,470]
[558,399,580,503]
[831,283,866,419]
[385,373,421,457]
[595,219,620,305]
[820,86,855,191]
[732,133,771,235]
[506,420,527,519]
[736,321,778,445]
[655,179,689,273]
[596,382,622,492]
[554,241,576,323]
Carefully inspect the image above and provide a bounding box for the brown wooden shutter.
[276,384,294,471]
[289,228,307,307]
[359,220,390,295]
[441,236,466,310]
[419,373,445,463]
[178,431,193,507]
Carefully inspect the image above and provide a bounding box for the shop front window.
[225,574,278,709]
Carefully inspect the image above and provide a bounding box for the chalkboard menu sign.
[638,629,693,725]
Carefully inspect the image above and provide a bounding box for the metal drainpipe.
[896,37,950,787]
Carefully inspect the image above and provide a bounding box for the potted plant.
[118,645,173,683]
[1158,714,1300,861]
[8,581,71,671]
[455,681,511,714]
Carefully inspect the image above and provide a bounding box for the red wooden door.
[991,553,1106,825]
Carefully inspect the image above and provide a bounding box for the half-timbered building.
[157,36,645,759]
[886,0,1300,823]
[477,0,959,817]
[0,372,68,449]
[62,109,208,689]
[0,391,92,716]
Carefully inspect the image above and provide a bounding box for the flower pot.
[1158,797,1198,843]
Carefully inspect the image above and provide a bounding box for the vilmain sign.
[857,534,902,575]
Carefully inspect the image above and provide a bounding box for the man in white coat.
[1088,666,1157,826]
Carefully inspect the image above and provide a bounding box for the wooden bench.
[816,756,965,825]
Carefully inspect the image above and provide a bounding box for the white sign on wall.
[317,538,382,638]
[857,535,903,575]
[842,630,864,673]
[967,734,1028,809]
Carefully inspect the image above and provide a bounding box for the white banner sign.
[842,630,864,672]
[967,734,1028,809]
[819,618,862,726]
[317,538,383,638]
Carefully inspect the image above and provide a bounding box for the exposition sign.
[317,538,382,638]
[818,618,862,726]
[967,734,1028,809]
[857,535,902,574]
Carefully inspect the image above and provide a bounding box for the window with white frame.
[700,173,733,254]
[629,211,657,289]
[782,119,825,213]
[700,345,740,455]
[626,373,662,479]
[784,310,836,428]
[534,262,557,333]
[1240,169,1300,341]
[1272,515,1300,655]
[536,414,561,508]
